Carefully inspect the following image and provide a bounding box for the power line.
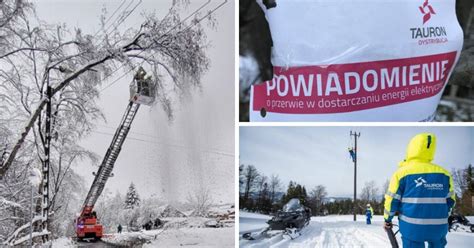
[182,0,228,33]
[96,0,142,48]
[98,0,218,92]
[104,0,142,36]
[98,0,213,92]
[99,68,130,92]
[104,0,128,25]
[92,0,128,38]
[90,130,234,157]
[77,1,232,159]
[95,124,189,147]
[96,124,163,139]
[104,0,135,32]
[95,124,233,155]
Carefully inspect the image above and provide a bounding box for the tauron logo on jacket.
[419,0,436,24]
[414,177,444,190]
[414,177,427,187]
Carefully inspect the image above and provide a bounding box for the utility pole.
[29,183,33,247]
[41,85,52,242]
[350,131,360,222]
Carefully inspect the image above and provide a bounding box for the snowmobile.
[242,198,311,240]
[448,214,474,233]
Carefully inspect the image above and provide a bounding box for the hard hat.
[367,204,370,207]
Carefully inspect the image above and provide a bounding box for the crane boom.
[75,67,155,240]
[81,102,140,215]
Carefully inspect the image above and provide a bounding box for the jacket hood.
[400,133,436,166]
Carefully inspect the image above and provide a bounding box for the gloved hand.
[384,221,393,230]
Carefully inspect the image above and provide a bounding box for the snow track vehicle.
[242,198,311,240]
[449,214,474,233]
[75,67,155,241]
[268,198,311,231]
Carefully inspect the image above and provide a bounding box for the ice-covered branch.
[3,215,45,246]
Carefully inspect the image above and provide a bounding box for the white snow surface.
[51,215,234,247]
[50,237,74,247]
[51,227,234,247]
[240,212,474,248]
[143,227,234,247]
[157,204,187,218]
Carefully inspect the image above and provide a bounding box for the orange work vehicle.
[75,67,155,240]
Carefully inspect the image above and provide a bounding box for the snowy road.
[75,240,116,247]
[240,212,474,248]
[51,238,117,247]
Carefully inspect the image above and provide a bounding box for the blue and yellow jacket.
[384,133,455,241]
[366,207,374,218]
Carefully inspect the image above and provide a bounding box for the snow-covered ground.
[51,214,235,247]
[143,227,234,247]
[52,227,234,247]
[51,204,235,247]
[240,212,474,248]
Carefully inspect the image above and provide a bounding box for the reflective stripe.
[384,209,395,216]
[399,214,447,225]
[401,197,447,204]
[386,191,401,200]
[446,191,454,198]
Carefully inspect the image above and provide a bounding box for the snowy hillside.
[240,212,474,248]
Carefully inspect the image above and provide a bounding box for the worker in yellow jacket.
[366,203,374,224]
[384,133,455,248]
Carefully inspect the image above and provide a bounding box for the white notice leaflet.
[250,0,464,121]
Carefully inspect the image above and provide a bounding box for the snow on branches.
[0,0,213,179]
[125,182,140,210]
[187,186,213,217]
[0,0,215,244]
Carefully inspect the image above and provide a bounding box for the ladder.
[80,101,140,215]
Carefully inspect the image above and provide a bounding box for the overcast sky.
[32,0,235,204]
[240,126,474,197]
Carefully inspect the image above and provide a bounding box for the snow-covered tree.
[0,0,216,244]
[94,190,126,233]
[308,185,328,216]
[381,180,390,198]
[452,165,474,215]
[269,174,282,204]
[240,165,260,208]
[0,0,214,179]
[360,180,378,203]
[187,186,213,217]
[124,182,140,210]
[254,176,272,213]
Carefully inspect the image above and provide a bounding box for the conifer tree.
[124,182,140,209]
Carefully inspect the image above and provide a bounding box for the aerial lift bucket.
[130,66,156,106]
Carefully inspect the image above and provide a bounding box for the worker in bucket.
[383,133,455,248]
[366,204,374,225]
